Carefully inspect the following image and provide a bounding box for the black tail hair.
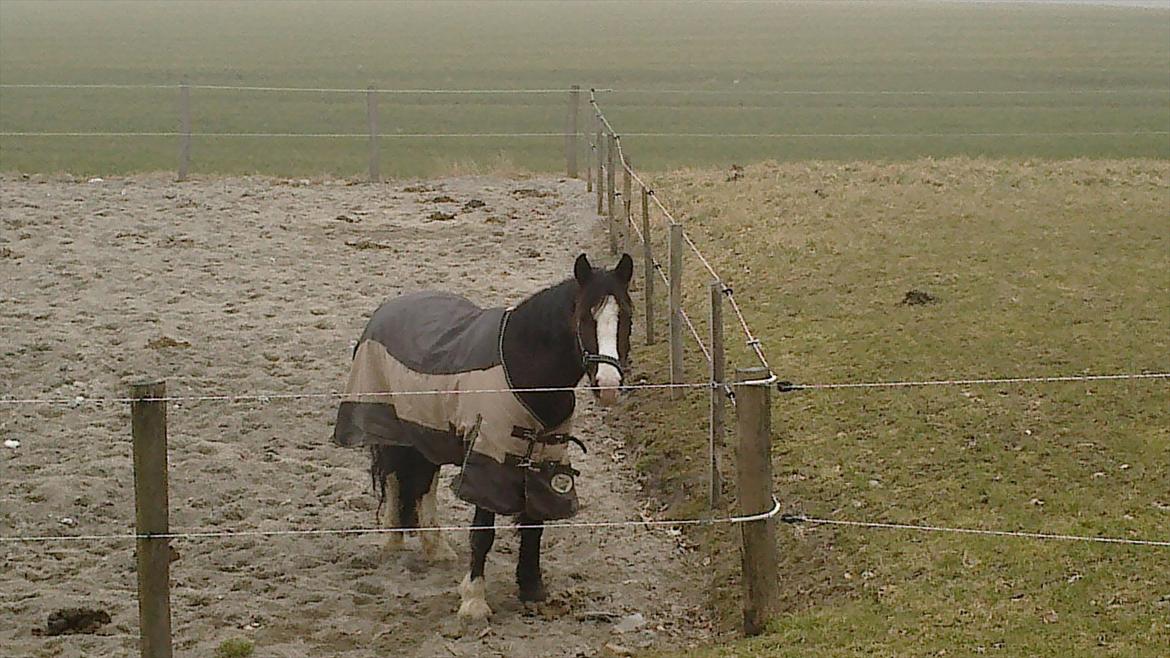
[367,445,439,529]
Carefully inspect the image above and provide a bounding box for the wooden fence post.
[366,86,380,183]
[709,281,726,509]
[566,85,579,178]
[606,133,617,254]
[177,83,190,182]
[595,121,604,215]
[668,223,684,398]
[735,367,780,636]
[622,154,632,252]
[641,186,655,345]
[586,135,593,193]
[131,380,173,658]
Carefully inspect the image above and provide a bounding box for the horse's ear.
[574,253,593,286]
[614,253,634,287]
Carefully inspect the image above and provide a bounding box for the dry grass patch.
[621,158,1169,656]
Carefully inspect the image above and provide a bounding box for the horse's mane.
[510,278,577,337]
[502,278,580,429]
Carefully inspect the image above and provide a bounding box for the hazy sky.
[949,0,1168,6]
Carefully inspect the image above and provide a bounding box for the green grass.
[1,1,1168,176]
[213,638,255,658]
[621,158,1169,656]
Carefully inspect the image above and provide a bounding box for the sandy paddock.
[0,174,710,657]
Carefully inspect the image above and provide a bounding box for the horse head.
[572,253,633,406]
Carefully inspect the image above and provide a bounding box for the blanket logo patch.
[550,473,575,494]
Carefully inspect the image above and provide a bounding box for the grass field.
[622,157,1169,656]
[1,1,1168,176]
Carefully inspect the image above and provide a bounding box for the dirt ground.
[0,173,712,657]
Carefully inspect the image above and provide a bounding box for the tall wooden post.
[595,122,605,215]
[131,380,173,658]
[586,136,594,192]
[606,134,617,254]
[668,223,684,398]
[177,84,190,182]
[709,281,726,509]
[641,186,655,345]
[622,155,632,252]
[735,367,780,636]
[566,85,580,178]
[366,86,380,183]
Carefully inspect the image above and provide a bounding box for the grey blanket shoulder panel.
[362,291,505,375]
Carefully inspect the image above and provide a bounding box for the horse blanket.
[333,292,580,521]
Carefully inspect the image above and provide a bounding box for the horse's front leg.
[458,506,495,621]
[516,515,547,602]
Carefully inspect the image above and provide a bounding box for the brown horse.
[333,253,633,619]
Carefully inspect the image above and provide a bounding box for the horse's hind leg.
[417,469,457,562]
[458,506,495,621]
[381,474,405,551]
[370,446,404,552]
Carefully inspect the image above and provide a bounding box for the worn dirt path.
[0,174,711,657]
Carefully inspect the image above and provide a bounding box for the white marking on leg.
[419,471,457,561]
[594,295,622,404]
[457,573,492,621]
[380,473,404,551]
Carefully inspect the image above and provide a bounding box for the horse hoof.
[423,537,458,562]
[379,534,405,555]
[458,574,492,621]
[518,583,548,603]
[457,597,492,622]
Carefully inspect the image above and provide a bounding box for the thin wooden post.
[586,136,593,192]
[622,154,632,252]
[366,86,380,183]
[566,85,580,178]
[709,281,726,509]
[668,223,684,398]
[595,122,604,215]
[641,186,655,345]
[735,367,780,637]
[131,380,173,658]
[177,84,190,182]
[606,133,617,254]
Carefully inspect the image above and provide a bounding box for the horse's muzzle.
[592,362,623,406]
[596,385,621,406]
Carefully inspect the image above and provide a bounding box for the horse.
[333,253,634,620]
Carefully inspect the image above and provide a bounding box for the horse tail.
[369,445,394,520]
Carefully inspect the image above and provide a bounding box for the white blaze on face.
[594,295,622,405]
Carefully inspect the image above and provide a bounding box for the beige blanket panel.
[345,340,572,466]
[453,367,572,465]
